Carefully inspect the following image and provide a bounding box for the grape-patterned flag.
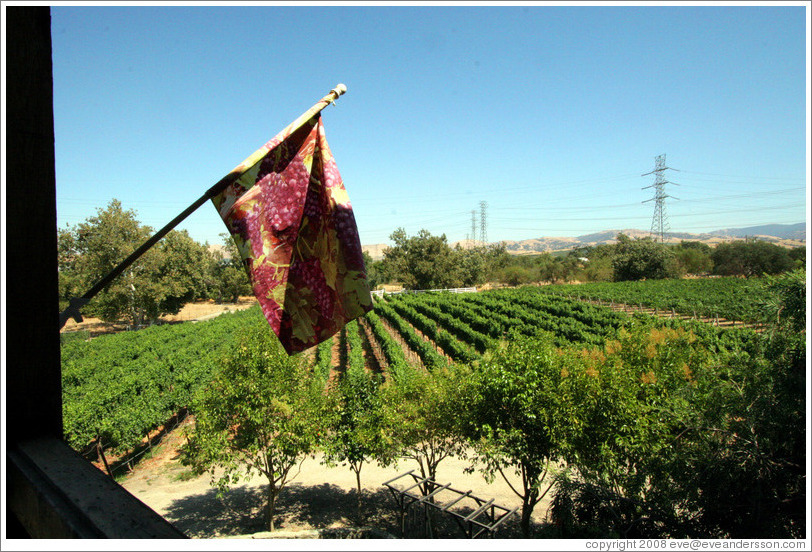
[211,111,372,354]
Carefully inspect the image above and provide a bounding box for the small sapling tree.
[465,333,585,537]
[182,328,334,532]
[323,367,388,522]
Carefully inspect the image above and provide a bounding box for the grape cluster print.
[256,157,309,234]
[290,257,334,319]
[251,263,283,330]
[334,205,365,271]
[211,114,372,354]
[303,178,323,219]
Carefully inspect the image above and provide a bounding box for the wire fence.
[372,287,477,298]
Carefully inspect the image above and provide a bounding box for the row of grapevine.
[373,300,448,370]
[381,287,759,357]
[61,306,268,454]
[344,320,366,376]
[363,311,411,378]
[465,291,605,347]
[313,335,333,383]
[535,277,771,324]
[392,294,495,353]
[385,298,479,363]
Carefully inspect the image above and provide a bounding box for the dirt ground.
[118,416,555,540]
[60,297,258,335]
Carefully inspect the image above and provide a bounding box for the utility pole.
[642,154,679,243]
[471,210,477,248]
[479,201,488,246]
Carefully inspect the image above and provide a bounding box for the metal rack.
[382,470,518,538]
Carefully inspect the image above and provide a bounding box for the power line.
[642,154,678,243]
[479,201,488,245]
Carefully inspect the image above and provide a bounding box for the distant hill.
[362,223,805,257]
[708,223,805,241]
[493,223,805,254]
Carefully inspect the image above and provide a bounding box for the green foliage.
[61,270,802,538]
[612,233,682,281]
[548,322,805,538]
[759,268,806,332]
[673,241,713,275]
[363,310,411,378]
[181,325,332,531]
[362,251,385,291]
[210,233,252,303]
[381,228,460,290]
[378,365,471,491]
[497,264,541,286]
[324,363,388,521]
[575,256,614,283]
[58,199,222,324]
[538,276,772,325]
[313,335,334,383]
[711,239,794,277]
[374,300,447,370]
[466,333,582,536]
[387,298,479,363]
[61,306,265,453]
[380,228,509,289]
[676,330,806,538]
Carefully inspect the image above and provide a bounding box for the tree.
[465,333,582,537]
[59,200,154,323]
[575,256,614,282]
[760,268,806,333]
[57,225,82,311]
[151,229,214,314]
[379,366,469,496]
[550,324,714,538]
[381,228,460,290]
[211,233,252,303]
[711,240,794,277]
[182,327,332,531]
[362,251,385,291]
[787,246,805,269]
[612,234,681,281]
[323,368,388,522]
[674,241,713,275]
[58,199,218,325]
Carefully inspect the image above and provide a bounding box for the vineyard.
[534,276,772,325]
[62,277,762,461]
[59,274,805,538]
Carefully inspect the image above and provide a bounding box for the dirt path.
[379,317,425,368]
[358,318,386,377]
[119,417,553,539]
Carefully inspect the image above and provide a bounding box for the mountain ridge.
[362,223,806,259]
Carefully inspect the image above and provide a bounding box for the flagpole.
[58,84,348,329]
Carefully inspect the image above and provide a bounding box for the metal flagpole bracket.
[59,297,91,328]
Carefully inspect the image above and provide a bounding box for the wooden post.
[96,437,113,479]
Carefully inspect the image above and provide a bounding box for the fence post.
[96,437,113,478]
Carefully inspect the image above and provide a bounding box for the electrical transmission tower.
[479,201,488,245]
[642,154,679,243]
[471,210,477,247]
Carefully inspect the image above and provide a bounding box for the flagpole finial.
[331,83,347,98]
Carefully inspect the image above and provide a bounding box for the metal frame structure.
[382,470,518,539]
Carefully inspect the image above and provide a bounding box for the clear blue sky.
[50,3,809,248]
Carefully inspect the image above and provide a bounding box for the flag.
[211,112,372,354]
